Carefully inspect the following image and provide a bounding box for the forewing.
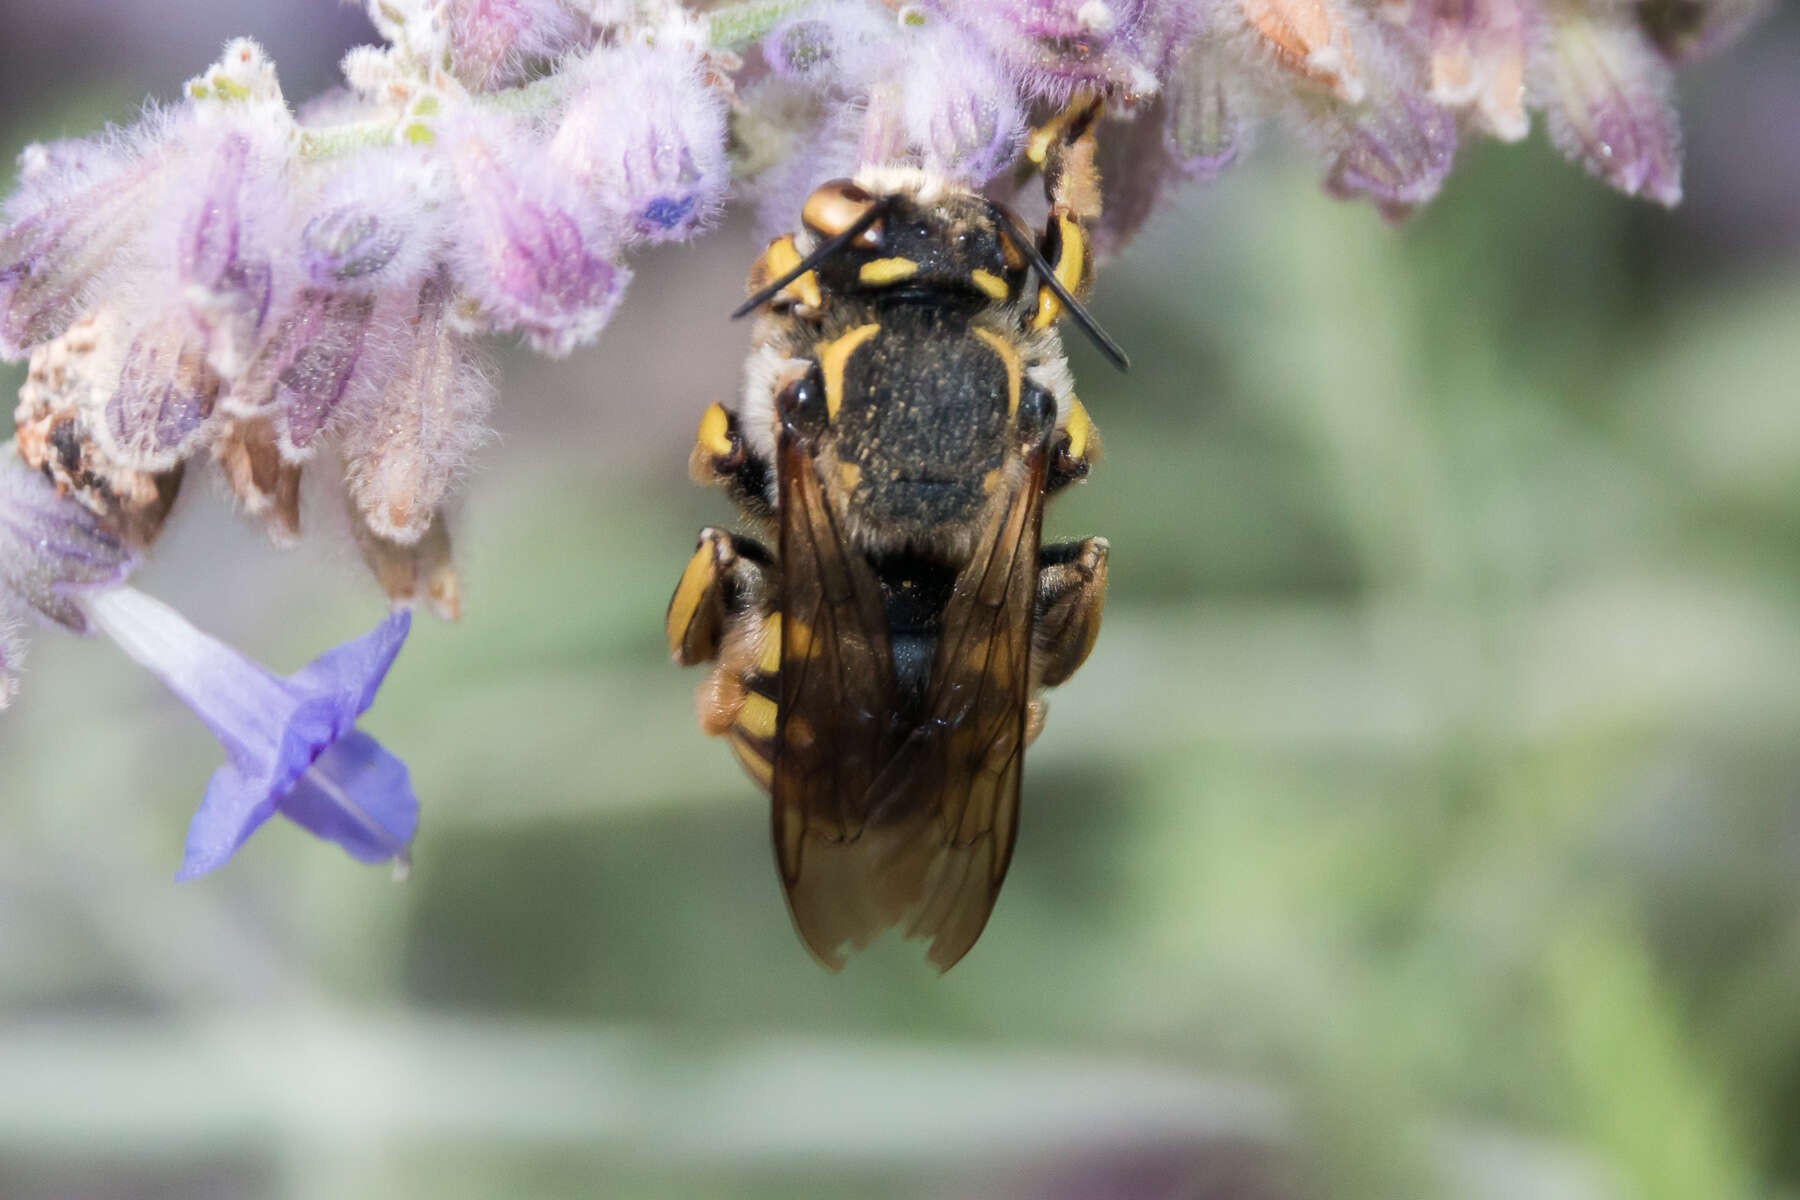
[772,433,904,967]
[914,448,1046,968]
[865,446,1048,970]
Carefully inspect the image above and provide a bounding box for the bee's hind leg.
[1026,536,1110,745]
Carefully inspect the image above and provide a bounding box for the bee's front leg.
[1024,94,1103,334]
[688,401,773,521]
[1026,536,1110,744]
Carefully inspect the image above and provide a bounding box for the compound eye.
[1019,379,1057,438]
[777,363,828,432]
[802,179,882,247]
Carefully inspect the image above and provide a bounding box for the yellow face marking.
[756,612,782,676]
[737,691,778,741]
[972,327,1024,417]
[836,461,863,494]
[970,269,1009,300]
[696,402,732,461]
[1063,396,1094,460]
[858,257,919,286]
[760,234,821,309]
[666,543,718,657]
[816,323,880,421]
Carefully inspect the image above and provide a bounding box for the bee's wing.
[876,444,1046,971]
[774,431,1046,972]
[772,432,906,967]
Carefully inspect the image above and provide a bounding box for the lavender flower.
[945,0,1194,102]
[446,112,631,355]
[899,15,1027,181]
[1536,6,1684,206]
[101,312,224,473]
[80,586,418,877]
[0,124,171,360]
[1165,42,1249,181]
[445,0,591,91]
[552,42,731,242]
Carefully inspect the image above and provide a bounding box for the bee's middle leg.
[1027,536,1110,744]
[666,527,782,789]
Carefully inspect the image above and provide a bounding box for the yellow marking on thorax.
[738,691,778,741]
[756,612,783,675]
[970,269,1009,300]
[1063,396,1094,460]
[972,327,1024,416]
[817,323,881,420]
[759,234,821,309]
[696,402,732,460]
[836,461,863,493]
[858,256,919,286]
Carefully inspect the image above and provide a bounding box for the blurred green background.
[4,4,1800,1198]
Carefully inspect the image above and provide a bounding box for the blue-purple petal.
[277,731,417,864]
[286,609,412,719]
[179,761,281,879]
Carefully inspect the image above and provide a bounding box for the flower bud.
[11,310,184,548]
[1536,7,1683,206]
[552,43,731,242]
[1166,43,1249,180]
[948,0,1190,102]
[446,0,590,91]
[101,312,225,473]
[340,274,491,544]
[0,126,171,360]
[1417,0,1533,141]
[177,130,277,380]
[447,112,631,354]
[351,505,461,620]
[898,17,1026,181]
[212,418,303,544]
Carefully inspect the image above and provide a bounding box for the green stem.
[706,0,813,50]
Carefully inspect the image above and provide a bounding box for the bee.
[666,100,1122,971]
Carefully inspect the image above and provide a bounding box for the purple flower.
[943,0,1195,103]
[899,19,1027,181]
[446,0,590,92]
[447,113,631,355]
[552,43,731,243]
[101,313,225,473]
[1165,42,1249,181]
[80,586,418,878]
[1536,9,1683,206]
[0,125,172,361]
[178,131,275,375]
[0,451,138,634]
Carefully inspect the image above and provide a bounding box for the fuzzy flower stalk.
[0,0,1764,874]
